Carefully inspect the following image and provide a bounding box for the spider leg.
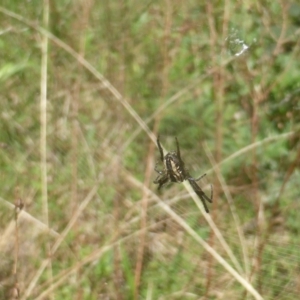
[175,137,188,181]
[154,173,169,190]
[188,178,212,213]
[188,173,212,203]
[175,137,180,157]
[157,135,164,163]
[209,184,213,202]
[175,137,184,165]
[192,173,207,181]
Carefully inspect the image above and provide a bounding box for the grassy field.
[0,1,300,299]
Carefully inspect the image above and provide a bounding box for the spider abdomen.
[164,153,185,183]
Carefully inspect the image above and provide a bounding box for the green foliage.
[0,0,299,299]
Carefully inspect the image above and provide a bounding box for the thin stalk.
[12,199,24,298]
[204,144,250,277]
[40,1,53,299]
[40,0,49,229]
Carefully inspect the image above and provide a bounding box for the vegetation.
[0,1,299,299]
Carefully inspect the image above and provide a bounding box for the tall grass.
[0,1,299,299]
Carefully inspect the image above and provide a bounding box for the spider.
[153,136,213,213]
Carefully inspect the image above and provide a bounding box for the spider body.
[164,152,185,183]
[154,136,213,213]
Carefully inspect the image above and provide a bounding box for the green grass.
[0,1,299,299]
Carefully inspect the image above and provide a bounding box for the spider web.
[142,179,300,300]
[0,80,299,300]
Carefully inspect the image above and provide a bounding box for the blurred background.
[0,1,299,299]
